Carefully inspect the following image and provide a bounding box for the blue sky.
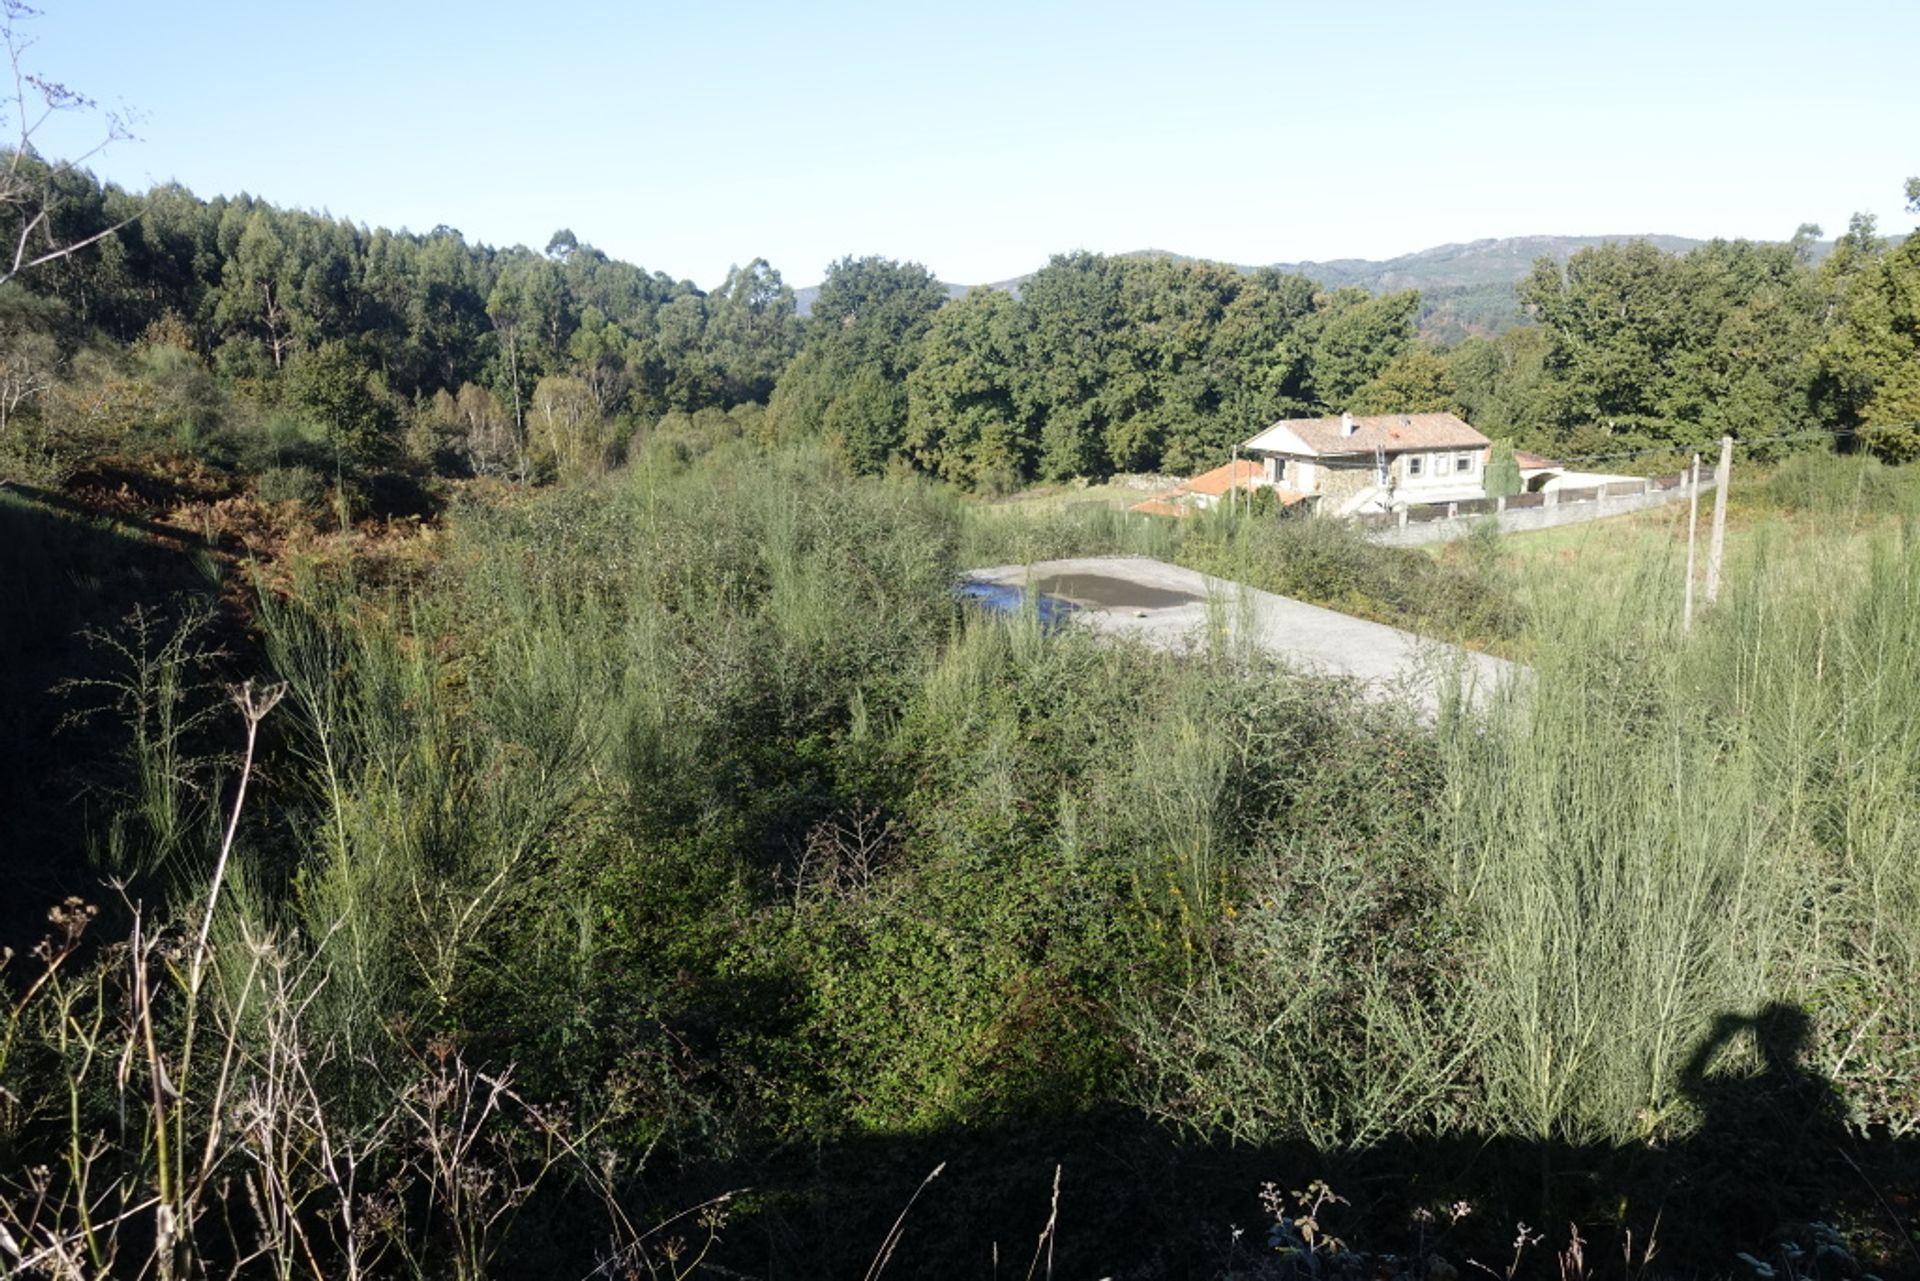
[32,0,1920,289]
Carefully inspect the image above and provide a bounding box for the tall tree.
[1210,266,1319,430]
[1347,346,1458,415]
[1019,251,1121,479]
[218,210,298,369]
[1814,186,1920,459]
[704,258,800,405]
[769,255,945,472]
[1304,288,1420,411]
[286,339,395,464]
[1447,327,1554,446]
[485,253,568,442]
[903,287,1033,488]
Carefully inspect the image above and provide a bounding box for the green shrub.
[1762,450,1918,516]
[254,464,322,507]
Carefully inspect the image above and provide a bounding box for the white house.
[1241,411,1493,515]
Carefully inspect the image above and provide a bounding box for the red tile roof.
[1128,461,1308,518]
[1514,451,1561,470]
[1181,459,1264,497]
[1129,497,1191,518]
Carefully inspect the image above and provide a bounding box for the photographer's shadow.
[1674,1002,1851,1239]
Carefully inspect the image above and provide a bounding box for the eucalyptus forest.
[6,90,1920,1279]
[5,166,1920,496]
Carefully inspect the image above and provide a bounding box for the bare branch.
[0,1,142,288]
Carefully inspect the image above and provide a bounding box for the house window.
[1406,455,1423,478]
[1456,452,1475,473]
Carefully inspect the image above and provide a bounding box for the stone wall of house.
[1315,460,1378,504]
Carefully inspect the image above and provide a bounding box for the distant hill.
[794,234,1836,343]
[1267,235,1709,291]
[1267,235,1717,342]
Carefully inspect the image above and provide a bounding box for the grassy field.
[985,476,1173,513]
[1458,456,1920,646]
[1499,498,1691,564]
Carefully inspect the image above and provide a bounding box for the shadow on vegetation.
[0,485,232,951]
[651,1010,1918,1278]
[5,477,215,550]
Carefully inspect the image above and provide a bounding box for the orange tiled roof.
[1514,451,1560,470]
[1129,497,1192,518]
[1181,459,1265,497]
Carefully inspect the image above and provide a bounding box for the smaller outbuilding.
[1508,452,1647,493]
[1129,459,1304,517]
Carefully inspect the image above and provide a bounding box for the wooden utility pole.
[1705,434,1732,605]
[1683,453,1701,632]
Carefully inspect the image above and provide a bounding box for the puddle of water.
[1029,572,1201,611]
[955,580,1077,625]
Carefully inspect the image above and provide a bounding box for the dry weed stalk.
[0,675,600,1281]
[787,803,898,904]
[225,920,394,1281]
[1024,1164,1060,1281]
[382,1038,569,1281]
[863,1161,945,1281]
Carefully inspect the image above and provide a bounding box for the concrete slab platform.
[960,555,1518,714]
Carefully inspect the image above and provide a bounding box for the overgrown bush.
[1762,449,1920,516]
[10,441,1920,1276]
[255,463,323,507]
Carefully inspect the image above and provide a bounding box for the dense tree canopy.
[768,255,946,472]
[0,174,804,481]
[1509,235,1851,459]
[903,286,1034,489]
[2,165,1918,488]
[1814,213,1920,460]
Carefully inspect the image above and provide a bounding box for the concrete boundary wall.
[1365,473,1712,546]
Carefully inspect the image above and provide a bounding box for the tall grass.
[1130,461,1920,1149]
[1761,449,1920,519]
[1442,567,1791,1141]
[10,444,1920,1275]
[1461,505,1920,1141]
